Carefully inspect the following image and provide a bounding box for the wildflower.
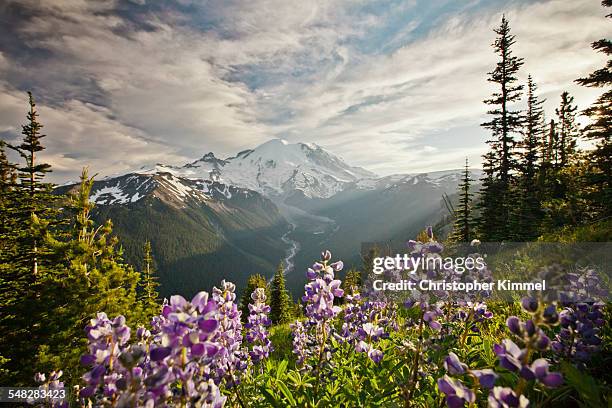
[437,375,475,408]
[487,387,529,408]
[245,288,272,363]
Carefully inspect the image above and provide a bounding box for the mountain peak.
[200,152,217,161]
[115,140,378,200]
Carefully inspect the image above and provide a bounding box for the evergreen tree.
[7,92,57,276]
[269,263,292,324]
[240,273,269,323]
[37,168,143,384]
[342,268,362,296]
[0,141,17,248]
[140,240,160,320]
[479,16,525,240]
[555,91,579,168]
[0,93,62,385]
[575,0,612,217]
[475,151,502,240]
[449,158,474,242]
[512,76,545,240]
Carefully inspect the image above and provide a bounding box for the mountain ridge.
[57,139,482,296]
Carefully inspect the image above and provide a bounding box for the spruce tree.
[0,93,61,385]
[475,152,501,240]
[140,240,160,320]
[555,91,579,168]
[8,92,57,276]
[479,16,524,240]
[0,141,17,248]
[269,263,292,324]
[449,158,474,242]
[342,268,362,296]
[575,0,612,217]
[512,76,545,240]
[240,273,269,323]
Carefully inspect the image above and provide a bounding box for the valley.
[57,139,480,296]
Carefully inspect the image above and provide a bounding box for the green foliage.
[478,16,525,241]
[510,76,545,241]
[270,263,293,324]
[0,93,64,385]
[0,94,157,386]
[36,168,145,384]
[268,324,294,363]
[448,158,475,243]
[575,1,612,219]
[139,240,161,321]
[477,8,611,241]
[342,268,362,296]
[232,297,611,408]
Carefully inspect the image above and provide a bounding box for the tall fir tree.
[0,141,17,247]
[555,91,579,168]
[449,158,474,242]
[575,0,612,217]
[512,76,545,240]
[478,16,524,240]
[269,263,292,324]
[8,92,57,276]
[0,93,62,385]
[140,240,160,320]
[475,151,501,240]
[342,268,362,296]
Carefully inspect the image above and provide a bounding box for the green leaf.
[276,379,297,406]
[562,361,605,407]
[276,359,288,379]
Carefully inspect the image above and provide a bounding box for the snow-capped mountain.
[136,139,376,199]
[57,139,483,296]
[84,172,253,208]
[91,139,478,207]
[354,169,482,192]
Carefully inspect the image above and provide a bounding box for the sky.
[0,0,608,183]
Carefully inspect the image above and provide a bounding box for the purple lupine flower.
[245,288,272,364]
[290,320,312,370]
[552,302,605,363]
[295,251,345,370]
[494,339,525,372]
[488,387,529,408]
[437,375,475,408]
[79,290,227,407]
[210,281,247,385]
[495,317,563,389]
[444,352,467,375]
[471,369,498,389]
[521,297,539,313]
[520,359,564,387]
[367,348,383,364]
[424,309,442,331]
[80,312,132,398]
[33,371,68,408]
[426,226,434,240]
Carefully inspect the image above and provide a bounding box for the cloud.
[258,0,607,173]
[0,84,187,182]
[0,0,608,182]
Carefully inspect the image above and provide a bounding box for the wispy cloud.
[0,0,607,181]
